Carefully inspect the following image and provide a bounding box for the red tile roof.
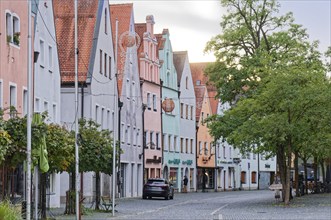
[110,3,133,95]
[190,62,219,115]
[194,85,206,122]
[53,0,98,84]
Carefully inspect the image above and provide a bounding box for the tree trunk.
[313,156,318,186]
[284,149,292,205]
[320,160,325,183]
[95,172,100,210]
[40,173,47,220]
[294,151,299,197]
[277,144,287,202]
[303,158,308,195]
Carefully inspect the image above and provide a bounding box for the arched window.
[251,171,257,184]
[241,171,246,184]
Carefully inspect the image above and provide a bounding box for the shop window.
[241,171,246,184]
[251,171,257,184]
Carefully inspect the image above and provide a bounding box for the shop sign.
[182,160,193,165]
[162,98,175,112]
[168,159,180,165]
[146,156,161,164]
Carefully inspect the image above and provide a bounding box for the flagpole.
[74,0,80,219]
[112,18,119,217]
[26,0,32,219]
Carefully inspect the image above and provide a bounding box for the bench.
[101,196,117,212]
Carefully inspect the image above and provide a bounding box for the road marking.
[211,203,228,216]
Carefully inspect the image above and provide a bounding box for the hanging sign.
[162,98,175,112]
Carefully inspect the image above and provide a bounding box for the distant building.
[110,3,143,198]
[156,29,181,192]
[174,51,197,192]
[135,15,163,183]
[54,0,118,202]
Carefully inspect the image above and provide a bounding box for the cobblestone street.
[52,190,331,219]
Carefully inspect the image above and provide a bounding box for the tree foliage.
[205,0,331,205]
[77,118,114,174]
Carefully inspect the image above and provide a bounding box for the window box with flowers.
[13,32,20,46]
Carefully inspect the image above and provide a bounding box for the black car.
[142,178,174,200]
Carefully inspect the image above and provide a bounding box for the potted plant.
[13,32,20,45]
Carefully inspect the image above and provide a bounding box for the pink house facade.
[0,1,29,119]
[135,15,162,183]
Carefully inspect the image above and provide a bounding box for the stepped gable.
[134,23,146,71]
[53,0,98,84]
[110,3,133,95]
[190,62,218,115]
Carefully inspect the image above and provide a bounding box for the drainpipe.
[117,99,123,197]
[160,80,164,177]
[80,83,84,198]
[195,122,199,192]
[257,152,260,190]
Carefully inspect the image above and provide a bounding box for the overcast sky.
[111,0,331,63]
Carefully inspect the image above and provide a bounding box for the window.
[229,147,232,159]
[9,85,16,108]
[190,139,193,154]
[121,123,125,142]
[191,106,193,120]
[133,127,136,145]
[127,125,131,144]
[251,171,257,184]
[201,112,204,125]
[6,12,20,46]
[156,133,160,149]
[99,49,102,74]
[246,152,251,160]
[174,136,177,152]
[35,98,40,112]
[144,131,147,147]
[126,79,130,99]
[43,101,48,113]
[223,145,226,159]
[95,105,99,123]
[163,134,167,151]
[23,90,27,116]
[180,103,184,118]
[204,142,208,156]
[104,8,107,34]
[167,72,170,87]
[48,45,53,71]
[101,107,104,129]
[180,138,184,153]
[185,76,188,89]
[132,82,136,101]
[168,135,172,151]
[186,104,189,119]
[107,110,110,130]
[109,56,112,79]
[147,93,151,109]
[199,141,202,155]
[40,40,45,66]
[125,126,128,143]
[253,153,256,160]
[241,171,246,184]
[104,53,107,77]
[153,94,157,111]
[149,131,154,148]
[52,104,57,122]
[186,138,189,154]
[137,129,141,147]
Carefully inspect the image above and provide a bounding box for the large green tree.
[205,0,331,205]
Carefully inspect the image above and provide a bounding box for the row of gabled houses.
[0,0,276,207]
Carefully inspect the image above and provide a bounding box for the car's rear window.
[147,179,165,184]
